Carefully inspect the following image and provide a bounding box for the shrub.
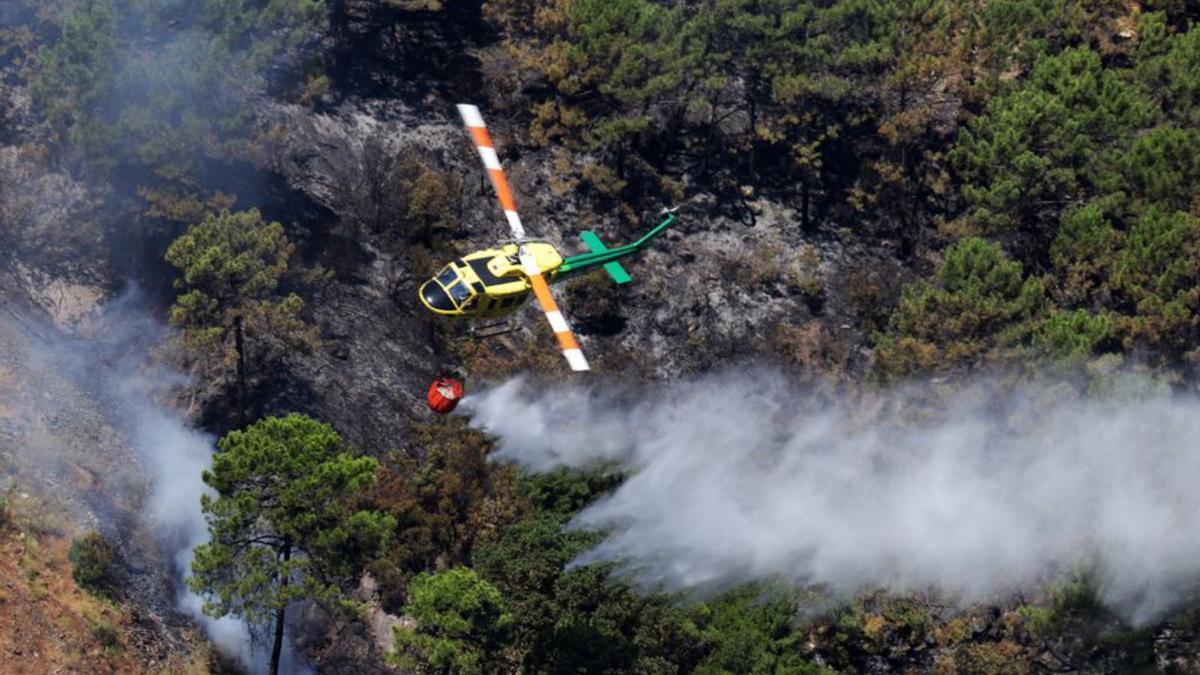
[1017,575,1106,639]
[949,640,1029,675]
[86,614,122,652]
[69,531,118,596]
[1034,309,1113,364]
[1112,207,1200,352]
[1050,200,1122,305]
[950,47,1154,241]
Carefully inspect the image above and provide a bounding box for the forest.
[3,0,1200,673]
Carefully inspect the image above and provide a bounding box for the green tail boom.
[558,212,677,283]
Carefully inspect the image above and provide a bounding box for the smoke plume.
[465,369,1200,624]
[27,287,309,672]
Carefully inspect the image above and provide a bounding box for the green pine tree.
[392,568,513,674]
[874,237,1047,378]
[164,208,320,420]
[189,413,394,675]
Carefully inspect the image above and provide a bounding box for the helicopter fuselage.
[419,242,564,318]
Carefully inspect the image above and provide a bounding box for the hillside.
[0,507,213,674]
[4,0,1200,673]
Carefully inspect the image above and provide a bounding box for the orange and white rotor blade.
[457,103,590,372]
[457,103,526,240]
[521,253,590,371]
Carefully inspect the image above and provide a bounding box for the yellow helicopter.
[418,104,679,372]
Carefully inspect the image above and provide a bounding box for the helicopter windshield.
[436,266,458,287]
[447,280,473,306]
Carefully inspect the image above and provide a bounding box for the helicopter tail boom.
[558,211,678,279]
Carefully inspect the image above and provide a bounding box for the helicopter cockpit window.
[447,281,473,307]
[436,266,458,287]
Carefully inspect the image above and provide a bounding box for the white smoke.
[118,396,259,668]
[50,287,310,673]
[465,369,1200,624]
[54,289,257,667]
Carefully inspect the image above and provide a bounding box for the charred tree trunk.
[801,177,812,233]
[269,543,292,675]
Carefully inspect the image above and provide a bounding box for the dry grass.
[0,523,141,673]
[771,321,852,381]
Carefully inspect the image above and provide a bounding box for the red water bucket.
[427,377,464,415]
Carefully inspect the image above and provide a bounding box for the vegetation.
[13,0,1200,672]
[165,208,321,419]
[68,531,118,598]
[476,0,1200,377]
[188,413,394,675]
[1018,576,1106,640]
[486,0,903,223]
[391,568,513,673]
[84,613,123,652]
[30,0,326,174]
[22,0,1197,379]
[363,430,841,673]
[0,520,165,672]
[1014,575,1156,671]
[874,237,1047,378]
[366,419,521,611]
[934,14,1200,371]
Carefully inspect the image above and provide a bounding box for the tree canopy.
[189,413,393,675]
[165,208,320,417]
[15,0,1200,671]
[392,568,513,674]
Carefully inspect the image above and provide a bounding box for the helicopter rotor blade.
[520,253,589,371]
[457,103,526,241]
[457,103,590,372]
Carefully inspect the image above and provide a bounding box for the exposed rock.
[1155,624,1200,674]
[259,100,459,216]
[354,574,412,656]
[250,99,456,452]
[13,262,105,329]
[250,89,896,448]
[0,5,914,672]
[0,299,197,664]
[0,145,112,288]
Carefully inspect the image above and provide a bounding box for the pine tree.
[164,208,320,420]
[189,413,394,675]
[875,237,1047,377]
[392,568,513,674]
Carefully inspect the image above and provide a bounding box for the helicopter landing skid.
[471,320,515,339]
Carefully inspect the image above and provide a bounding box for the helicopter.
[418,104,679,372]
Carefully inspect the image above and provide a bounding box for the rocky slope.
[0,2,922,671]
[0,280,209,671]
[18,3,1189,674]
[253,70,901,445]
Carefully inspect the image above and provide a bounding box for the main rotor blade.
[457,104,589,372]
[521,252,590,372]
[457,103,526,240]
